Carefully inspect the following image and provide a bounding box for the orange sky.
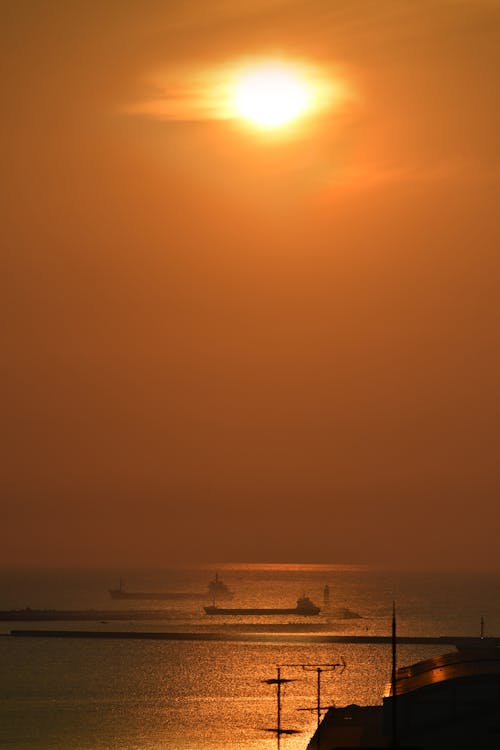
[2,1,500,569]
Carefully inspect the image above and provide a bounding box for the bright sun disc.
[233,64,312,129]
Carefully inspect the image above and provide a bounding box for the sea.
[1,564,500,750]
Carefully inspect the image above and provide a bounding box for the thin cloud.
[125,58,351,124]
[329,157,497,192]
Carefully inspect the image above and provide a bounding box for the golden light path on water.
[209,562,369,572]
[2,566,496,750]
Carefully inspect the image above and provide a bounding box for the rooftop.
[385,647,500,697]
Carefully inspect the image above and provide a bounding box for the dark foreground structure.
[306,647,500,749]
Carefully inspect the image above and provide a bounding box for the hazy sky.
[2,0,500,569]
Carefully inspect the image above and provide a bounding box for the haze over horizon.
[2,1,500,571]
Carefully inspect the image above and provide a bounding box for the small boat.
[108,573,233,601]
[330,607,362,619]
[204,595,321,616]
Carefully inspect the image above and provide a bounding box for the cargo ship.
[109,573,233,601]
[204,595,320,616]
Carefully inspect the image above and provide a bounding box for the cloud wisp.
[125,57,351,126]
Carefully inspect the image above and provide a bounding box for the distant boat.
[204,595,321,616]
[330,607,362,619]
[108,573,233,601]
[207,572,234,600]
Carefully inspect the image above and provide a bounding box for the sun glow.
[131,58,348,131]
[232,63,314,129]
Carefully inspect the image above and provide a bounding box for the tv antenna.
[262,667,300,747]
[295,662,346,729]
[262,660,346,748]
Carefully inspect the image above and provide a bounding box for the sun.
[233,63,313,129]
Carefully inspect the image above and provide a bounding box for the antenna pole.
[262,667,297,746]
[392,601,398,748]
[317,667,322,750]
[263,661,345,746]
[317,668,321,727]
[277,667,281,739]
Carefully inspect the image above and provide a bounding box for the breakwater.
[0,609,196,622]
[9,630,500,646]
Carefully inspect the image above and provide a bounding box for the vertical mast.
[392,601,398,748]
[263,667,297,748]
[316,668,321,728]
[277,667,281,736]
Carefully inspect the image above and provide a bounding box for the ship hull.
[108,574,233,601]
[109,590,205,601]
[204,606,320,616]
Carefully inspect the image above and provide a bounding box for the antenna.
[294,661,346,750]
[262,660,346,748]
[262,667,299,748]
[392,601,398,749]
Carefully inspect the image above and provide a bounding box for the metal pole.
[392,601,398,748]
[317,667,322,750]
[277,667,281,744]
[317,668,321,727]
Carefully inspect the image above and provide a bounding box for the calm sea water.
[1,564,499,750]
